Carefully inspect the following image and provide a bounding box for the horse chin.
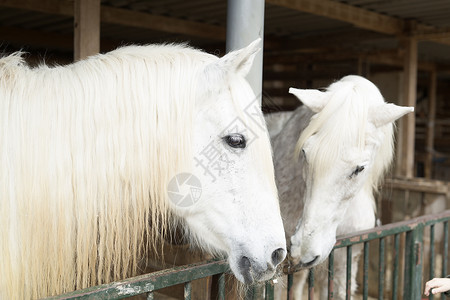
[289,240,334,271]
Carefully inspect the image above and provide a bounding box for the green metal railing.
[46,210,450,300]
[282,209,450,300]
[45,260,229,300]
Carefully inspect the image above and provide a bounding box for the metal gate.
[46,210,450,300]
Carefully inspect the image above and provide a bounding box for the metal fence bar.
[335,210,450,249]
[265,279,275,300]
[308,268,315,300]
[218,273,225,300]
[403,223,424,300]
[442,221,449,300]
[287,273,294,300]
[184,281,192,300]
[346,246,352,300]
[45,259,229,299]
[363,241,369,300]
[328,249,335,300]
[428,224,435,300]
[378,237,385,300]
[392,233,400,300]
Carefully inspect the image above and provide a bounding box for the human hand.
[424,277,450,296]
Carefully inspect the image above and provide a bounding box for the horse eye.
[223,133,246,149]
[300,148,307,162]
[349,165,365,179]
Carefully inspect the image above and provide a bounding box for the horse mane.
[295,77,395,198]
[0,45,217,299]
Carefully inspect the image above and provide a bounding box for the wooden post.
[396,37,417,178]
[74,0,100,61]
[425,68,437,179]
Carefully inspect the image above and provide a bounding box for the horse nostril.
[239,256,251,271]
[271,248,286,266]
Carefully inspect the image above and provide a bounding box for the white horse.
[267,75,413,299]
[0,40,286,299]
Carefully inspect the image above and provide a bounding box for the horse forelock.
[0,45,219,299]
[295,78,394,192]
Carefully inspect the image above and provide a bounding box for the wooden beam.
[385,178,450,195]
[101,7,225,41]
[266,0,404,35]
[395,37,418,179]
[74,0,100,61]
[0,0,226,41]
[425,68,437,179]
[414,26,450,45]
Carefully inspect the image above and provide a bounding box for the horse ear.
[289,88,329,113]
[217,38,261,77]
[369,103,414,127]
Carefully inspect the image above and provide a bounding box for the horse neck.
[273,105,313,238]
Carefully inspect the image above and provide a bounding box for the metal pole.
[226,0,265,103]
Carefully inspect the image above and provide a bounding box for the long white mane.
[295,78,395,200]
[0,45,218,299]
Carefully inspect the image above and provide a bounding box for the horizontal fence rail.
[45,210,450,300]
[45,260,230,300]
[282,209,450,300]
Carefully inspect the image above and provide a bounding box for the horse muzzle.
[232,247,286,284]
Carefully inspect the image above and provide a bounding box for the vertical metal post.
[265,279,275,300]
[184,282,192,300]
[308,268,315,300]
[346,246,352,300]
[403,225,424,300]
[287,273,294,300]
[328,249,335,300]
[392,234,400,300]
[363,242,369,300]
[442,221,448,300]
[218,273,226,300]
[378,238,385,300]
[226,0,265,104]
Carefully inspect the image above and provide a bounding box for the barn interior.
[1,1,450,298]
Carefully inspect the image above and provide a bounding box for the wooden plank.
[266,0,404,35]
[395,37,418,178]
[384,178,449,195]
[414,25,450,46]
[425,69,437,179]
[74,0,100,61]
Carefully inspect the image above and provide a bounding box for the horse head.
[288,75,413,268]
[169,39,286,284]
